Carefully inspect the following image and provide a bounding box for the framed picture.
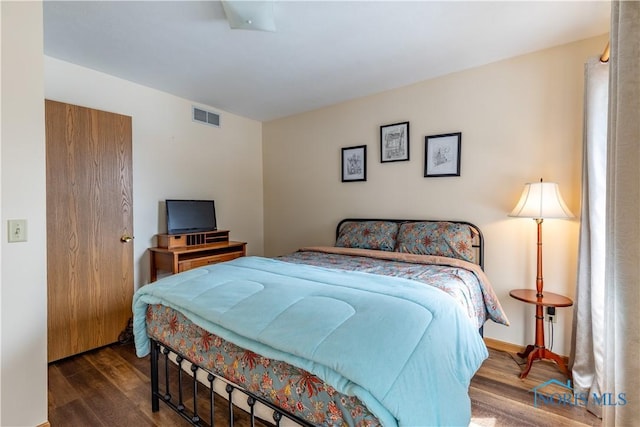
[380,121,410,163]
[424,132,461,177]
[341,145,367,182]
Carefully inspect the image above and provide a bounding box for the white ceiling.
[43,1,610,122]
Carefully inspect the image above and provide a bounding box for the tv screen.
[166,200,217,235]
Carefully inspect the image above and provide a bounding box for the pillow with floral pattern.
[396,221,475,262]
[335,221,399,251]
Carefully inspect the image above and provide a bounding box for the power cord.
[546,306,555,352]
[508,351,527,367]
[548,316,554,352]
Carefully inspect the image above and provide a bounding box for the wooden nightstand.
[509,289,573,379]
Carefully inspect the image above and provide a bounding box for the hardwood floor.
[48,342,264,427]
[48,342,602,426]
[470,348,601,427]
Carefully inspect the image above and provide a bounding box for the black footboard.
[150,338,315,427]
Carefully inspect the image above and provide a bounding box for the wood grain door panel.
[46,100,133,362]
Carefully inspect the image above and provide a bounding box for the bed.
[133,219,509,426]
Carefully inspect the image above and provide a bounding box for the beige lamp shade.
[509,180,574,219]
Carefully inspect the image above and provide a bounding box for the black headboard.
[335,218,484,270]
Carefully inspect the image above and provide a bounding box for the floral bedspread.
[146,304,380,426]
[279,247,509,328]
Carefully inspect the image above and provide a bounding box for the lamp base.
[517,345,571,379]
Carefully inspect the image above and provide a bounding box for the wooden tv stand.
[149,230,246,282]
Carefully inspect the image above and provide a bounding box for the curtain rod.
[600,41,610,63]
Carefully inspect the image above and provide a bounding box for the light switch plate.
[8,219,27,242]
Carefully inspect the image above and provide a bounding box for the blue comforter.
[133,256,488,426]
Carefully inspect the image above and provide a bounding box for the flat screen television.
[166,199,217,235]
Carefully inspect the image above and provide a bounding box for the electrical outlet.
[8,219,27,243]
[546,306,557,323]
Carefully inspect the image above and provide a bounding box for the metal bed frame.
[149,218,486,426]
[150,338,314,427]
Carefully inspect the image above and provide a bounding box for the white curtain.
[603,1,640,426]
[570,56,608,418]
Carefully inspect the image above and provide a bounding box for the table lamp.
[509,178,574,297]
[508,179,574,378]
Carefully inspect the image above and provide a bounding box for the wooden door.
[46,100,134,362]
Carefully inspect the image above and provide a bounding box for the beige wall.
[45,57,265,287]
[263,35,608,356]
[1,1,49,425]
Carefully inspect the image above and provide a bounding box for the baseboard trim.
[483,337,523,354]
[484,337,569,364]
[37,421,51,427]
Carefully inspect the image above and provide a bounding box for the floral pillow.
[396,221,475,262]
[335,221,399,251]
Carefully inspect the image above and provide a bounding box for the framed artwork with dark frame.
[380,121,410,163]
[424,132,461,177]
[341,145,367,182]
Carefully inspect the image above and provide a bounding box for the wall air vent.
[192,106,221,128]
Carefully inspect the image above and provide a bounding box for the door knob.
[121,235,134,243]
